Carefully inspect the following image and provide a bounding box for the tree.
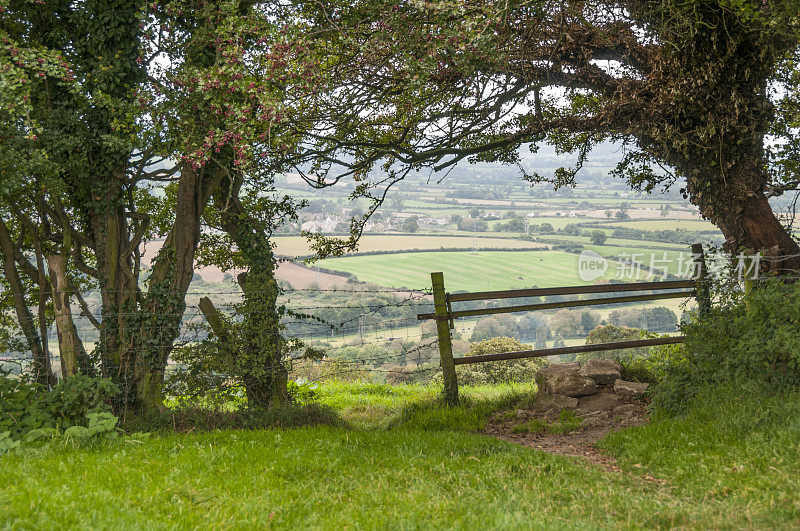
[402,215,420,233]
[590,230,608,245]
[295,0,800,272]
[581,311,600,334]
[548,309,584,338]
[1,0,327,411]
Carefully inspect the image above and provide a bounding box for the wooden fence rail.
[418,244,709,405]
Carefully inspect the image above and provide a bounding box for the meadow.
[315,248,691,292]
[272,234,546,257]
[1,382,797,529]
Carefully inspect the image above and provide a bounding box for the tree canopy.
[290,0,800,270]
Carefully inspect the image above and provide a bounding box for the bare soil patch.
[484,391,653,472]
[276,261,351,289]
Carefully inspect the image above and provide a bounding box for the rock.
[612,404,641,416]
[535,363,597,397]
[531,394,579,415]
[514,409,530,420]
[582,417,607,429]
[614,379,650,397]
[580,410,610,420]
[577,392,624,413]
[578,358,623,385]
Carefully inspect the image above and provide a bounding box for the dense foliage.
[0,374,119,438]
[449,337,547,386]
[292,0,800,271]
[654,280,800,413]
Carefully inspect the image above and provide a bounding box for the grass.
[602,219,719,232]
[272,234,546,257]
[314,381,534,429]
[315,247,696,291]
[317,249,628,291]
[1,381,799,528]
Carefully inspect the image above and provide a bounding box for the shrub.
[578,325,688,384]
[0,374,120,438]
[434,337,547,386]
[289,357,371,384]
[578,325,649,364]
[652,280,800,415]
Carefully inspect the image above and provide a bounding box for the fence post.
[691,243,711,317]
[431,272,458,406]
[741,248,757,312]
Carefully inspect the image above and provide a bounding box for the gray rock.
[536,363,597,397]
[580,410,610,420]
[577,392,624,413]
[612,404,641,416]
[582,417,606,428]
[531,393,579,415]
[614,379,650,397]
[578,358,623,385]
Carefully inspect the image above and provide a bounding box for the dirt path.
[483,396,667,484]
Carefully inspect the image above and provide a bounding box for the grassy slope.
[1,383,798,528]
[272,234,546,257]
[317,250,606,291]
[315,247,693,291]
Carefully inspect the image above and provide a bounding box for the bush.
[0,374,120,438]
[435,337,547,386]
[578,325,649,364]
[578,325,687,384]
[652,280,800,414]
[122,403,343,434]
[289,357,371,384]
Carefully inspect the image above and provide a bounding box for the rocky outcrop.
[535,363,597,397]
[533,359,650,412]
[614,379,650,397]
[578,358,622,385]
[531,394,580,415]
[577,392,624,413]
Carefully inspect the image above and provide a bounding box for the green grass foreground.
[1,383,798,528]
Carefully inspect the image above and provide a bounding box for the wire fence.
[3,248,794,389]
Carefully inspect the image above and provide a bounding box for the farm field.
[272,234,547,257]
[318,250,605,291]
[316,248,693,291]
[603,219,719,231]
[1,383,797,528]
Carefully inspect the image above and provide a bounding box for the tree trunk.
[47,253,90,378]
[684,156,800,275]
[91,179,140,408]
[214,177,289,409]
[714,193,800,275]
[0,217,55,386]
[134,164,223,411]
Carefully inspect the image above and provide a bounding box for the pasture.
[1,383,797,529]
[272,234,547,257]
[316,248,691,292]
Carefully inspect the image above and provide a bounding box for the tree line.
[2,0,799,412]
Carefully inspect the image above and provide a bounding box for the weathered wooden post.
[691,243,711,317]
[741,248,757,312]
[431,272,458,406]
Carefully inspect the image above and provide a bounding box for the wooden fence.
[417,244,710,405]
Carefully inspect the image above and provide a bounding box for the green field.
[317,248,692,291]
[273,234,546,257]
[318,250,598,291]
[602,219,719,231]
[1,383,798,528]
